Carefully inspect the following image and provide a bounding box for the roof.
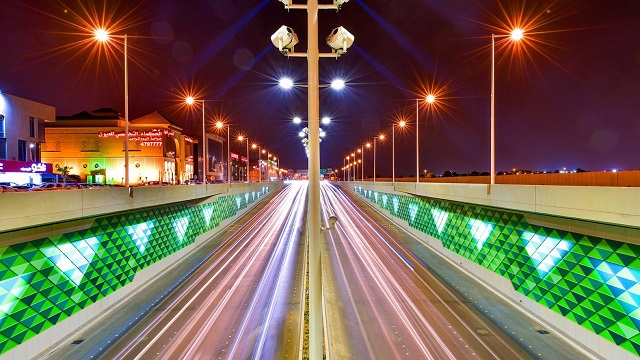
[57,108,121,120]
[130,112,183,132]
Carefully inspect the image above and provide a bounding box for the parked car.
[0,185,20,193]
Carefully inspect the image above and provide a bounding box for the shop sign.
[0,160,53,173]
[98,128,175,147]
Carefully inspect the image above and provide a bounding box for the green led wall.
[354,187,640,357]
[0,190,266,355]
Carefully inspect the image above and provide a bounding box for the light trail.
[320,182,530,359]
[100,181,308,359]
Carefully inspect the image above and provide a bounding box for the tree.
[56,165,73,186]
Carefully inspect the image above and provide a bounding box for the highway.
[320,182,534,359]
[44,180,584,360]
[98,182,308,359]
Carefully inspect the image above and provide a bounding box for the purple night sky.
[1,0,639,176]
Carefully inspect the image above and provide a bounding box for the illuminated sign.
[184,136,194,143]
[0,160,53,173]
[98,128,175,147]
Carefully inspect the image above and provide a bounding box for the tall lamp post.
[262,149,271,181]
[94,30,131,191]
[392,120,406,184]
[350,152,355,182]
[271,3,354,357]
[216,121,231,184]
[185,96,208,183]
[373,134,385,183]
[238,135,249,183]
[343,157,347,181]
[252,144,262,183]
[491,29,524,184]
[416,94,436,183]
[361,144,366,181]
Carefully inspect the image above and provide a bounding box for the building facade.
[0,92,56,184]
[42,109,197,185]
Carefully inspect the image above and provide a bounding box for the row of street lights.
[93,30,283,187]
[341,28,525,184]
[183,97,281,184]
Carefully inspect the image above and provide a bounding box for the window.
[30,143,38,162]
[0,138,6,160]
[0,114,5,138]
[29,117,35,137]
[18,140,26,161]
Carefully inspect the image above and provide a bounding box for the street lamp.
[94,29,131,191]
[216,121,231,184]
[417,94,436,183]
[237,135,249,183]
[373,134,385,183]
[186,96,208,183]
[491,28,524,184]
[350,152,355,181]
[252,143,262,183]
[392,120,406,184]
[271,3,354,356]
[262,149,272,181]
[356,148,361,181]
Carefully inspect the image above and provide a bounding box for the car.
[0,185,20,193]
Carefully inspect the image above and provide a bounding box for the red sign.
[0,160,53,173]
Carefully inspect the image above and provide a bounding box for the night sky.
[2,0,640,176]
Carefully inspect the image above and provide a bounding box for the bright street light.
[279,77,294,89]
[94,29,109,42]
[393,120,406,184]
[252,143,263,183]
[511,28,524,41]
[271,2,354,356]
[491,29,524,184]
[237,135,249,183]
[94,28,131,191]
[185,96,208,183]
[331,79,345,90]
[216,121,231,184]
[293,116,302,124]
[321,116,331,125]
[416,94,436,184]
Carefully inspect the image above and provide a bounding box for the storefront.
[43,110,196,185]
[0,160,54,185]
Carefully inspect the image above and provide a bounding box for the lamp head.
[326,26,354,55]
[94,28,109,42]
[271,25,299,54]
[426,94,436,104]
[510,28,524,41]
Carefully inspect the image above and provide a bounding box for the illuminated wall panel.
[0,190,265,355]
[354,187,640,357]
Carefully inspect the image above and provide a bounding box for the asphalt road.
[98,182,307,359]
[320,182,583,360]
[38,180,586,360]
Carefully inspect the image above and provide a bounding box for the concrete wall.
[355,181,640,232]
[372,169,640,187]
[0,183,275,234]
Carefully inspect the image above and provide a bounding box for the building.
[0,92,56,184]
[42,109,200,185]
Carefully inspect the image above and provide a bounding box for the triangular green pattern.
[354,190,640,358]
[0,192,252,355]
